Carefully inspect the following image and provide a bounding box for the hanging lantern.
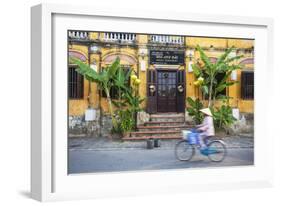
[177,85,184,93]
[149,85,156,93]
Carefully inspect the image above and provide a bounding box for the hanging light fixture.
[139,48,147,72]
[186,49,194,73]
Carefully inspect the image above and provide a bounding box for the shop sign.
[150,50,184,65]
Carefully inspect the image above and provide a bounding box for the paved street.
[68,141,254,174]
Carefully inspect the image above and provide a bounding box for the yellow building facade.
[68,31,254,119]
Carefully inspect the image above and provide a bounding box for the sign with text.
[150,50,185,65]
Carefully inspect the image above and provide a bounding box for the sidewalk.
[69,135,254,151]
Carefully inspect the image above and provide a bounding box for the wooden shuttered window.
[147,69,156,96]
[68,66,84,99]
[147,69,157,113]
[241,71,254,100]
[176,70,185,113]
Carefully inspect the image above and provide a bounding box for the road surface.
[68,147,254,174]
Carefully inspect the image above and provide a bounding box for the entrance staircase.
[122,113,193,141]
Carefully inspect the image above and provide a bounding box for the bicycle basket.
[188,132,199,145]
[182,130,191,140]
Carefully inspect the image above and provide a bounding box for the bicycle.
[175,129,227,162]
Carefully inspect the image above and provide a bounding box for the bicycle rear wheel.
[207,140,227,162]
[175,140,195,161]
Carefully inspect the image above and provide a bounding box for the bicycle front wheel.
[207,140,227,162]
[175,140,195,161]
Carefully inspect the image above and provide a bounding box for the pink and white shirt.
[198,116,215,136]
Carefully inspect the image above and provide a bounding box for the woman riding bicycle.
[175,108,226,161]
[196,108,215,155]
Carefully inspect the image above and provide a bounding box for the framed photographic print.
[31,3,274,202]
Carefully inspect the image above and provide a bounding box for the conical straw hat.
[200,108,213,117]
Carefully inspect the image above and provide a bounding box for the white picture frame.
[31,3,274,202]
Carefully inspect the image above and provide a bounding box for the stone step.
[145,121,185,125]
[149,113,185,122]
[123,136,182,141]
[130,130,181,137]
[137,125,192,132]
[150,113,184,118]
[150,116,185,122]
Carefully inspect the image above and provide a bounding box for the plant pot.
[146,139,154,149]
[154,139,161,147]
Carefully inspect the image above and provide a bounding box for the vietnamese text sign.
[150,50,185,65]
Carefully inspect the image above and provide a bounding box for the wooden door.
[157,70,177,112]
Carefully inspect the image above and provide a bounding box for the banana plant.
[70,57,121,130]
[186,97,204,124]
[124,90,145,113]
[124,89,145,130]
[114,66,131,99]
[112,70,144,126]
[192,45,243,107]
[210,105,236,129]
